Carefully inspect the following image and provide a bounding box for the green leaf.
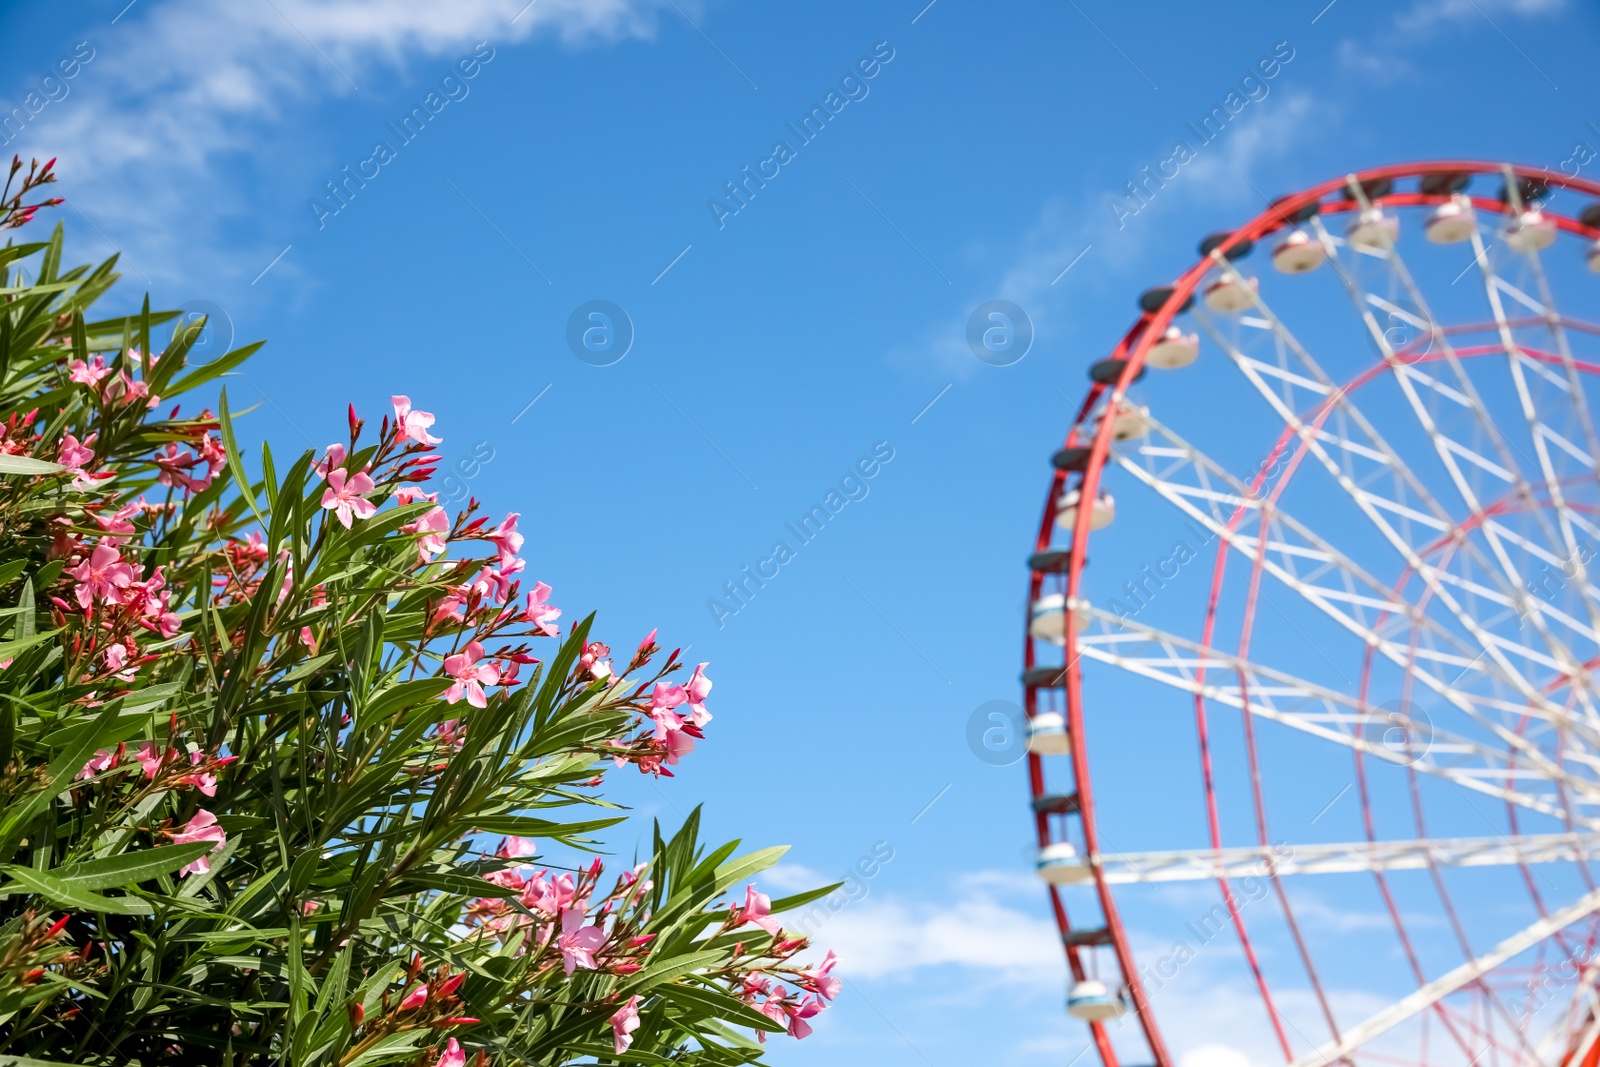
[0,454,64,476]
[46,843,214,891]
[769,881,846,914]
[218,386,267,529]
[656,981,777,1031]
[0,701,126,863]
[708,846,787,898]
[0,865,155,914]
[167,340,263,396]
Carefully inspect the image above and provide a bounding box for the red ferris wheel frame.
[1024,161,1600,1067]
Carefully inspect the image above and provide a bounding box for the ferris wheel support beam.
[1094,833,1600,884]
[1111,418,1600,770]
[1073,608,1600,827]
[1285,884,1600,1067]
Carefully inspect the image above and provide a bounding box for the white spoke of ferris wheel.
[1071,608,1600,825]
[1321,200,1600,681]
[1462,219,1600,668]
[1192,299,1593,724]
[1285,883,1600,1067]
[1093,833,1600,885]
[1115,418,1600,755]
[1506,173,1600,469]
[1232,231,1587,677]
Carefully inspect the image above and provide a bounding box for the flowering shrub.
[0,180,838,1065]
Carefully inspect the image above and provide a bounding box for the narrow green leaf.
[218,386,267,529]
[0,865,155,914]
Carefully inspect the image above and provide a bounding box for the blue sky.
[5,1,1600,1065]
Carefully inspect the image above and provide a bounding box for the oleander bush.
[0,159,838,1067]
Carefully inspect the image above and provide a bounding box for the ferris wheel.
[1023,162,1600,1067]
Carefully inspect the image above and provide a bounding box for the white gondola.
[1067,980,1128,1021]
[1589,239,1600,274]
[1348,206,1398,251]
[1271,230,1325,273]
[1098,404,1150,442]
[1029,595,1091,645]
[1055,489,1115,532]
[1146,325,1199,370]
[1424,195,1476,244]
[1036,841,1093,884]
[1203,274,1257,313]
[1027,711,1072,755]
[1506,209,1557,253]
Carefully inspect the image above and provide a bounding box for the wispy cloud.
[895,90,1324,380]
[1395,0,1566,35]
[805,872,1062,982]
[13,0,676,282]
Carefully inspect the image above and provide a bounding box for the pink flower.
[520,582,560,636]
[757,989,791,1034]
[663,729,695,766]
[805,950,841,1001]
[400,984,428,1011]
[172,809,227,876]
[786,995,825,1039]
[436,719,464,748]
[179,751,218,797]
[311,443,346,478]
[443,640,500,708]
[488,513,523,567]
[498,836,538,859]
[75,747,116,781]
[579,642,612,680]
[70,544,135,610]
[648,684,688,741]
[685,663,713,726]
[557,908,606,975]
[104,643,136,680]
[137,741,164,779]
[68,355,111,386]
[94,499,142,542]
[398,490,450,562]
[320,467,377,529]
[610,995,642,1056]
[124,567,181,638]
[154,441,213,493]
[58,431,94,470]
[392,395,443,446]
[434,1038,466,1067]
[481,560,522,603]
[733,884,780,935]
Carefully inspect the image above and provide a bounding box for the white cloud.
[802,871,1061,982]
[1395,0,1566,34]
[896,90,1324,380]
[12,0,676,282]
[1339,0,1567,80]
[1180,1044,1255,1067]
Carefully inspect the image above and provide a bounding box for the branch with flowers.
[0,191,840,1066]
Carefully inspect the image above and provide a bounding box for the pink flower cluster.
[68,349,162,411]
